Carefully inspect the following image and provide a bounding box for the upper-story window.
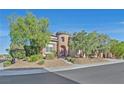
[61,37,65,42]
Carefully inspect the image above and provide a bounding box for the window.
[61,37,65,42]
[46,46,53,52]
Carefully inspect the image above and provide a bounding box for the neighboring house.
[43,32,69,57]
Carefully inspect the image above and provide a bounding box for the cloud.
[119,21,124,24]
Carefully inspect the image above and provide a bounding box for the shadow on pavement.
[0,68,79,84]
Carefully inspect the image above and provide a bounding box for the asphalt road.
[0,62,124,84]
[0,72,78,84]
[56,62,124,84]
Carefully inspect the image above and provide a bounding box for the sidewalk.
[45,59,124,72]
[0,63,4,70]
[0,68,48,76]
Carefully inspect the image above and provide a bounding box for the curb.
[45,60,124,72]
[0,63,4,70]
[0,68,49,76]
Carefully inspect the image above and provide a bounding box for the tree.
[9,13,51,58]
[111,42,124,58]
[85,31,99,57]
[69,30,87,57]
[69,30,111,58]
[107,39,119,58]
[97,33,111,58]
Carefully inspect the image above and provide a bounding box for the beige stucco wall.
[57,34,69,56]
[42,34,69,57]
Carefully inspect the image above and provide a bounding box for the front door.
[60,45,66,57]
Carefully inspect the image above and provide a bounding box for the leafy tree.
[69,30,87,57]
[111,42,124,58]
[69,30,111,58]
[97,33,111,58]
[9,13,51,58]
[85,31,99,57]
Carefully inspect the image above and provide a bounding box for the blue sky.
[0,9,124,54]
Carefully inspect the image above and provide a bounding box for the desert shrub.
[38,59,45,65]
[10,49,26,59]
[3,61,12,67]
[46,53,55,59]
[28,54,42,62]
[5,55,12,60]
[65,57,71,61]
[70,58,76,63]
[65,57,75,63]
[0,55,3,58]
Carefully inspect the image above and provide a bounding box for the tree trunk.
[94,52,98,58]
[83,53,86,58]
[104,52,107,58]
[110,53,113,58]
[107,52,113,58]
[100,52,103,58]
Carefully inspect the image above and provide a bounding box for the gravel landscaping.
[42,59,70,67]
[73,58,108,64]
[4,57,110,70]
[5,58,70,69]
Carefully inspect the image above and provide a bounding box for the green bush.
[28,54,42,62]
[10,49,26,59]
[3,61,12,67]
[24,46,40,57]
[38,59,45,65]
[46,53,55,59]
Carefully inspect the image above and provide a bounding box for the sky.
[0,9,124,54]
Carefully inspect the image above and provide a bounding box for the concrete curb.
[45,60,124,72]
[0,63,4,70]
[0,68,49,76]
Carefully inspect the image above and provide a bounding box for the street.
[0,62,124,84]
[56,62,124,84]
[0,71,78,84]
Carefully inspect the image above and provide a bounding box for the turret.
[56,32,69,57]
